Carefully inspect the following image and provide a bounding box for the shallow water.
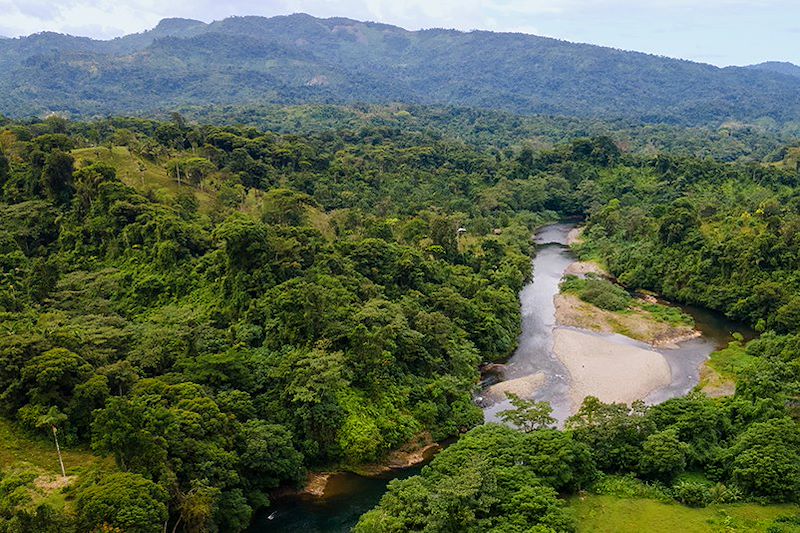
[483,222,575,423]
[647,304,753,403]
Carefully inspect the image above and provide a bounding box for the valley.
[0,7,799,532]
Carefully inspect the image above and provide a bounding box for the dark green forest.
[177,104,800,163]
[358,146,800,532]
[0,113,799,532]
[1,14,800,126]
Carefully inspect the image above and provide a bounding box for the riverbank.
[280,432,442,500]
[553,229,709,411]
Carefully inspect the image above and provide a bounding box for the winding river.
[250,223,749,532]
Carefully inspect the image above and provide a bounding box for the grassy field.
[0,418,107,475]
[570,494,800,532]
[71,145,215,212]
[0,418,113,513]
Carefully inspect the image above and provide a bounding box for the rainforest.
[0,108,797,532]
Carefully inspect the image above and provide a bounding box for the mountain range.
[1,14,799,126]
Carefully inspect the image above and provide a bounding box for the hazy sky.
[1,0,797,67]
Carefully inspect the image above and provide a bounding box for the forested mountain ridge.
[2,13,800,125]
[747,61,800,78]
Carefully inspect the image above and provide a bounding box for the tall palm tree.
[36,406,68,478]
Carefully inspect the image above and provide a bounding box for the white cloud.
[0,0,792,38]
[0,0,796,65]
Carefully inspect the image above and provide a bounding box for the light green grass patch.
[71,146,215,212]
[707,340,754,380]
[0,418,106,475]
[570,494,800,532]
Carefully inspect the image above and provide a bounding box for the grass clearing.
[569,494,800,532]
[71,145,215,212]
[0,418,114,514]
[0,418,107,475]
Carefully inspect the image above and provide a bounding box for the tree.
[658,201,698,245]
[91,396,168,475]
[430,215,459,259]
[75,473,168,533]
[261,188,315,226]
[566,397,655,472]
[166,157,216,186]
[638,428,689,482]
[35,406,68,477]
[40,150,75,204]
[775,296,800,332]
[355,425,578,532]
[172,481,219,533]
[723,418,800,502]
[498,393,555,432]
[19,348,92,409]
[237,420,305,493]
[0,147,9,190]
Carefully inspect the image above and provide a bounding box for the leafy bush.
[561,274,632,311]
[640,303,694,326]
[706,482,742,504]
[672,481,710,507]
[590,474,672,503]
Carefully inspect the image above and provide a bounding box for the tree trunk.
[171,515,183,533]
[52,426,66,477]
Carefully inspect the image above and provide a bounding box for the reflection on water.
[249,468,423,532]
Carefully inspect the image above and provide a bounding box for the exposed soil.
[554,293,698,346]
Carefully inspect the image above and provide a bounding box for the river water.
[482,223,576,424]
[249,223,749,532]
[250,468,424,532]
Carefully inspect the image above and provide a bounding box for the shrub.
[672,481,710,507]
[561,274,631,311]
[706,482,742,504]
[590,474,671,503]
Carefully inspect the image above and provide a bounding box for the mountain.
[746,61,800,79]
[102,17,208,54]
[1,13,799,125]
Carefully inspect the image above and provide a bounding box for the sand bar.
[484,372,546,403]
[553,327,671,410]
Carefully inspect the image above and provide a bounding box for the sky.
[0,0,798,67]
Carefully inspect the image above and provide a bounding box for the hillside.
[747,61,800,78]
[1,114,799,531]
[1,14,800,125]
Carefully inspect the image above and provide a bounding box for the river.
[249,222,749,532]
